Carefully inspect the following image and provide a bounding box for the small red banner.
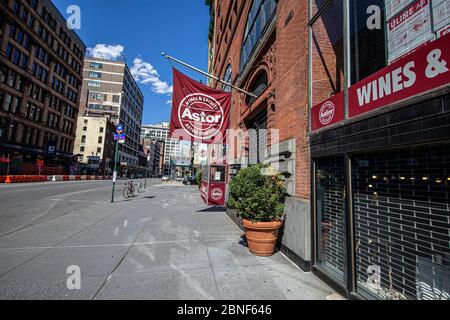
[311,91,345,131]
[169,68,231,144]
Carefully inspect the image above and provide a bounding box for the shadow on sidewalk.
[196,207,226,213]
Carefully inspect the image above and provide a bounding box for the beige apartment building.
[78,57,144,176]
[73,115,115,175]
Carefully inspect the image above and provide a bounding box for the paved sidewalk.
[0,183,339,300]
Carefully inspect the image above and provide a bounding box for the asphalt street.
[0,179,152,236]
[0,179,341,300]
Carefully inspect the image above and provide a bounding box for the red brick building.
[207,0,313,271]
[208,0,450,300]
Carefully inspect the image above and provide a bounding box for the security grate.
[316,156,347,282]
[353,144,450,300]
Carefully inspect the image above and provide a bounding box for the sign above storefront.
[349,33,449,118]
[311,92,345,131]
[311,33,449,131]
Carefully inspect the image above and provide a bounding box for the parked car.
[182,176,197,185]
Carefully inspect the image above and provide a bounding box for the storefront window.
[353,145,450,300]
[311,0,344,106]
[316,156,347,282]
[350,0,387,84]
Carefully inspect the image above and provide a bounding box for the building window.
[97,148,102,154]
[88,81,101,88]
[222,64,232,93]
[247,109,268,165]
[350,0,387,85]
[310,0,344,106]
[80,146,85,152]
[88,71,102,78]
[83,126,87,131]
[240,0,277,72]
[98,137,103,144]
[90,62,103,69]
[99,127,104,133]
[3,94,12,112]
[11,97,20,114]
[81,135,86,143]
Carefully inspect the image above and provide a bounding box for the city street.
[0,180,339,300]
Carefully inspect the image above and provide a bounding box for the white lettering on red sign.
[357,61,416,107]
[178,93,224,140]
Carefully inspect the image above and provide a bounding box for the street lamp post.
[111,137,119,203]
[144,151,150,189]
[111,124,123,203]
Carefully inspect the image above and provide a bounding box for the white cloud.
[131,58,173,95]
[166,100,172,105]
[87,44,125,60]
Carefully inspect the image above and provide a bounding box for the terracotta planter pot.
[242,219,283,257]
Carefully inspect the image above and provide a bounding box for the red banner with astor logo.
[169,68,231,144]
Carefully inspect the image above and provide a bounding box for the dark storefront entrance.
[311,95,450,300]
[314,144,450,300]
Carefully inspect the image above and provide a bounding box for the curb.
[0,175,112,184]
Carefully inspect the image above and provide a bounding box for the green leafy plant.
[196,171,202,188]
[228,164,286,222]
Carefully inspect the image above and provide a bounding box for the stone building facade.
[0,0,86,175]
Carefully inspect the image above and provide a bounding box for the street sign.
[113,133,119,140]
[119,134,125,144]
[116,124,124,134]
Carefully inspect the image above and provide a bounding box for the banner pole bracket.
[162,52,258,98]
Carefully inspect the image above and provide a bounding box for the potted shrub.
[228,164,286,257]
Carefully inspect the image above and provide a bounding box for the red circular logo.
[210,188,223,201]
[178,93,224,140]
[319,101,335,125]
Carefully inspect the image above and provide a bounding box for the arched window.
[222,64,232,92]
[240,0,277,72]
[246,71,268,105]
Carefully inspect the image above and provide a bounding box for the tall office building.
[79,57,144,175]
[141,122,183,175]
[0,0,86,175]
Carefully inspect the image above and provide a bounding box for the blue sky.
[53,0,211,125]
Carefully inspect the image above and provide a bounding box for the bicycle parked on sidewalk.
[122,180,142,199]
